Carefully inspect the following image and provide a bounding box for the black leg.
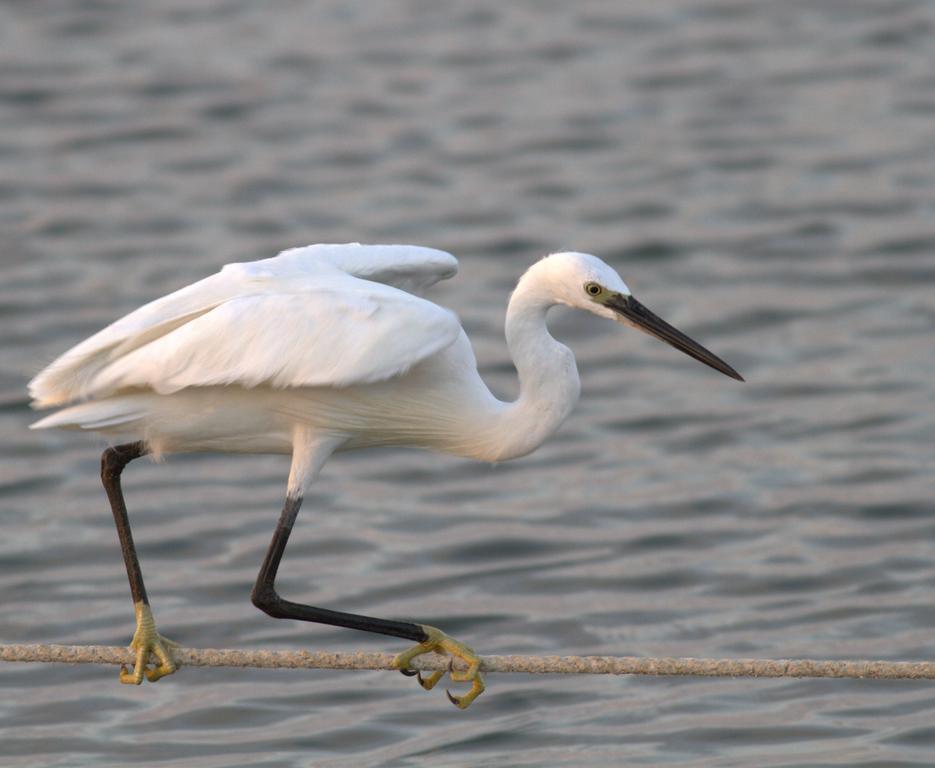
[101,441,149,605]
[101,441,177,684]
[251,495,429,643]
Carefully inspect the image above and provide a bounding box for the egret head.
[538,251,744,382]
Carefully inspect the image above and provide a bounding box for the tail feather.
[30,399,146,431]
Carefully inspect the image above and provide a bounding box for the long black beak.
[606,294,744,382]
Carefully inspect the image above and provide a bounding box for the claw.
[445,675,485,709]
[393,625,485,708]
[417,668,445,690]
[400,666,444,689]
[120,601,178,685]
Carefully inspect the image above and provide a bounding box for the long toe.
[119,604,179,685]
[393,625,485,708]
[417,669,446,690]
[143,634,178,682]
[446,673,485,709]
[119,643,149,685]
[120,631,178,684]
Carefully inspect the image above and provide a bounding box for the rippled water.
[3,1,935,765]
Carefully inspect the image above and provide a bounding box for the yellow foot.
[393,625,485,709]
[120,601,179,685]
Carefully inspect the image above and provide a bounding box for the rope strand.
[3,644,934,680]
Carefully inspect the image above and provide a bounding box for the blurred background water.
[2,0,935,765]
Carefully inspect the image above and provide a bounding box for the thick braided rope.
[2,644,935,679]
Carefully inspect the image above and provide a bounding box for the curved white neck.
[478,270,581,460]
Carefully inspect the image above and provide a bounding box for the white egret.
[28,243,743,708]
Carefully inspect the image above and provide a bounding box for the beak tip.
[610,294,746,384]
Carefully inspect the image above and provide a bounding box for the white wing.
[270,242,457,294]
[29,243,460,407]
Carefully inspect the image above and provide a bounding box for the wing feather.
[29,244,460,407]
[267,242,457,294]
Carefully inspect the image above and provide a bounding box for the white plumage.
[30,243,742,483]
[29,243,459,406]
[28,241,742,708]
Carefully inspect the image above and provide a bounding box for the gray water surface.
[3,1,935,766]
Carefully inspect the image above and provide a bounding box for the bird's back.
[29,244,461,411]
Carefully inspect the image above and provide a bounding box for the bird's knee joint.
[101,448,126,479]
[101,443,146,480]
[251,585,283,617]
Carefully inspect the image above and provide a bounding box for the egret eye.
[585,282,602,297]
